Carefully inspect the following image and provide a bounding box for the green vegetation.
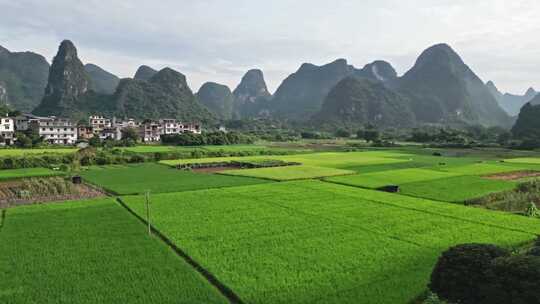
[80,163,271,195]
[161,151,409,169]
[222,165,355,181]
[0,148,76,157]
[505,157,540,164]
[122,181,540,304]
[0,167,63,181]
[438,163,525,175]
[0,198,227,303]
[400,176,517,202]
[326,168,459,189]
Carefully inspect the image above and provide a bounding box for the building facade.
[31,117,77,145]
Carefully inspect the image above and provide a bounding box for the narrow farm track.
[115,198,245,304]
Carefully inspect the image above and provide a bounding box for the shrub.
[528,247,540,256]
[482,255,540,304]
[429,243,510,304]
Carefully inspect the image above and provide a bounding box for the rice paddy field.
[0,198,227,304]
[0,148,77,157]
[122,181,540,304]
[2,146,540,304]
[160,151,410,168]
[80,163,271,195]
[0,167,64,180]
[121,144,308,154]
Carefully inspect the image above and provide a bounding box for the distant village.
[0,114,202,145]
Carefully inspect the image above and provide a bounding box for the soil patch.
[484,170,540,181]
[0,182,105,209]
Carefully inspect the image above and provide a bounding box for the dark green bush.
[429,244,510,304]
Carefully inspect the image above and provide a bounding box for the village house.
[89,115,111,135]
[0,116,15,145]
[31,117,77,145]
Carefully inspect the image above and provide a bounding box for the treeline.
[161,131,255,146]
[0,146,295,170]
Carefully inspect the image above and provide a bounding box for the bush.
[429,244,510,304]
[527,247,540,256]
[482,255,540,304]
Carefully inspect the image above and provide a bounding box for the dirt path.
[484,170,540,181]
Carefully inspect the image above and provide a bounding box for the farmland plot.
[325,168,460,189]
[80,163,271,195]
[0,167,64,181]
[0,198,227,304]
[0,148,77,157]
[161,151,410,169]
[399,176,518,202]
[221,165,355,181]
[122,181,540,304]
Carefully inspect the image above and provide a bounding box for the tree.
[358,128,380,143]
[121,127,139,142]
[482,255,540,304]
[88,136,102,147]
[429,244,510,304]
[335,129,351,138]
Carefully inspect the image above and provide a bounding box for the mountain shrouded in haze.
[232,69,272,117]
[33,41,214,122]
[85,63,120,95]
[486,80,537,116]
[134,65,158,81]
[313,76,415,129]
[512,95,540,138]
[33,40,93,117]
[269,59,355,120]
[111,68,215,122]
[354,60,398,83]
[396,43,511,127]
[197,82,235,120]
[0,45,50,112]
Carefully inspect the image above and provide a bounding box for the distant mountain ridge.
[0,45,50,111]
[197,82,235,120]
[85,63,120,94]
[486,81,537,116]
[33,40,215,123]
[313,76,415,129]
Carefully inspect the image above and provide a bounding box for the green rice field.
[504,157,540,164]
[122,181,540,304]
[2,147,540,304]
[0,198,227,304]
[399,176,518,202]
[0,167,64,180]
[221,165,355,181]
[326,168,460,189]
[161,151,410,169]
[80,163,271,195]
[0,148,77,157]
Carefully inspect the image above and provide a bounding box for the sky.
[0,0,539,94]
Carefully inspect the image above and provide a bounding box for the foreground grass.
[0,198,227,304]
[80,163,271,195]
[0,167,64,181]
[123,181,540,304]
[221,165,355,181]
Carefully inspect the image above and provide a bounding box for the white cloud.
[0,0,539,93]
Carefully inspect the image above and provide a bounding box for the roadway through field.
[115,198,245,304]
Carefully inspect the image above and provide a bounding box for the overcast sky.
[0,0,539,94]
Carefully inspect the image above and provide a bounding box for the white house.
[0,117,15,145]
[31,117,78,145]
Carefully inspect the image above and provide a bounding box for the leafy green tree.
[430,244,510,304]
[121,127,139,142]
